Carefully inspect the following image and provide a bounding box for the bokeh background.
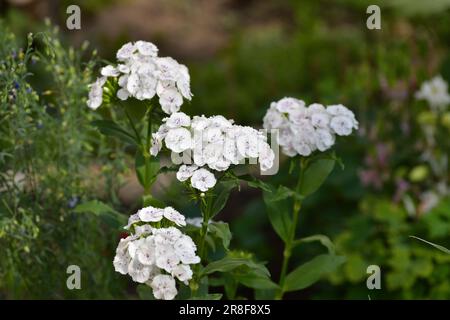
[1,0,450,299]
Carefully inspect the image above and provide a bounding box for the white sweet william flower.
[159,89,183,114]
[138,206,164,222]
[128,258,151,283]
[124,213,140,229]
[135,41,158,57]
[101,65,120,77]
[86,77,106,110]
[174,235,200,264]
[176,164,198,182]
[116,42,136,61]
[276,97,305,114]
[136,237,156,265]
[153,113,274,189]
[150,132,163,156]
[164,127,192,153]
[151,275,178,300]
[415,75,450,111]
[190,168,217,192]
[171,264,193,284]
[165,112,191,128]
[163,207,186,227]
[113,206,200,300]
[309,103,330,128]
[88,41,192,114]
[156,251,180,273]
[263,98,358,157]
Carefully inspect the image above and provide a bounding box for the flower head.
[113,206,199,300]
[87,41,192,114]
[152,112,275,192]
[415,75,450,111]
[263,97,358,157]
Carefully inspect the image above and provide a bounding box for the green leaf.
[293,234,336,255]
[236,270,279,290]
[240,175,272,192]
[189,293,223,300]
[208,221,232,250]
[73,200,126,228]
[91,120,137,145]
[263,185,292,242]
[284,254,346,292]
[299,158,335,196]
[210,181,238,218]
[201,257,270,277]
[136,284,155,300]
[410,236,450,254]
[135,151,160,190]
[142,194,165,208]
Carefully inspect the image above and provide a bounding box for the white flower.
[415,75,450,110]
[124,213,140,229]
[258,143,275,171]
[263,106,286,129]
[113,207,200,300]
[190,168,217,192]
[309,103,330,128]
[116,42,136,61]
[86,77,106,110]
[101,65,119,77]
[138,206,164,222]
[174,235,200,264]
[165,127,192,153]
[163,207,186,227]
[117,88,130,100]
[315,128,335,151]
[128,259,151,283]
[176,164,198,182]
[89,41,192,114]
[156,251,180,273]
[136,237,156,265]
[153,227,183,245]
[165,112,191,128]
[151,275,178,300]
[276,97,305,114]
[154,113,274,189]
[135,41,158,57]
[159,89,183,114]
[263,98,358,157]
[150,132,163,156]
[330,115,355,136]
[171,264,193,284]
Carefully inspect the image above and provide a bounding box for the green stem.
[276,158,306,300]
[143,106,153,195]
[198,197,210,261]
[120,102,142,146]
[191,196,210,298]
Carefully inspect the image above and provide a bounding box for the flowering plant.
[261,97,358,299]
[87,41,279,300]
[85,40,358,300]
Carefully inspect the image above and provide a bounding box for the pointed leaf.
[299,158,335,196]
[284,254,346,292]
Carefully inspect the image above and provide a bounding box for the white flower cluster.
[263,97,358,157]
[87,41,192,114]
[415,75,450,111]
[113,206,200,300]
[151,112,275,192]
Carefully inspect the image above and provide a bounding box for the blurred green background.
[1,0,450,299]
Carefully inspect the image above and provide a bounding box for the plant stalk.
[143,106,153,195]
[276,158,306,299]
